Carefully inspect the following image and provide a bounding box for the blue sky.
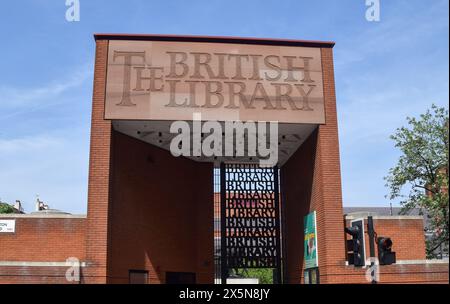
[0,0,448,214]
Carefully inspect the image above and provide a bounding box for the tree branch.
[413,183,436,194]
[428,239,446,253]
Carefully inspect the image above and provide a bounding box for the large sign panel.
[105,40,325,123]
[304,211,318,269]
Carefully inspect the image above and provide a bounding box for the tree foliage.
[385,104,449,258]
[0,202,15,214]
[238,268,273,284]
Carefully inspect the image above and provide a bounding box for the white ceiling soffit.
[112,120,317,167]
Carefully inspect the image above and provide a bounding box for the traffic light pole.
[367,216,377,284]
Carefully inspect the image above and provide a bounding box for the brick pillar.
[313,47,346,283]
[84,39,112,283]
[281,47,346,284]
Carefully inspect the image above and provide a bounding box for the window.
[129,270,148,284]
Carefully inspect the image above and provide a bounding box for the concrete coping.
[395,259,449,265]
[0,261,87,267]
[345,214,424,220]
[344,259,449,267]
[0,214,86,219]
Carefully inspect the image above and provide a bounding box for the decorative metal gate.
[219,163,282,284]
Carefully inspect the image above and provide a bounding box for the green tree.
[0,202,15,214]
[237,268,273,284]
[385,104,449,258]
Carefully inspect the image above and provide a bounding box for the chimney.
[36,198,46,211]
[14,200,22,212]
[36,199,50,211]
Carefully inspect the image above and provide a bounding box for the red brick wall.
[373,218,426,260]
[0,216,86,261]
[0,266,84,284]
[107,130,214,284]
[315,47,347,284]
[0,216,86,284]
[337,217,449,284]
[326,262,449,284]
[281,128,319,283]
[281,47,346,284]
[84,39,113,283]
[345,217,426,261]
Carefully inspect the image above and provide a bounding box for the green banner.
[304,211,318,269]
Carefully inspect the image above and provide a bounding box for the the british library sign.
[105,40,325,123]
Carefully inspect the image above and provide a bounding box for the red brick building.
[0,212,86,284]
[0,34,448,284]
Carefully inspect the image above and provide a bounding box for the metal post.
[367,216,377,284]
[220,162,227,285]
[273,166,282,284]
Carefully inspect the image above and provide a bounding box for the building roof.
[343,207,429,227]
[343,207,423,217]
[93,33,335,48]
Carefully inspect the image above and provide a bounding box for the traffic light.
[345,220,365,267]
[377,237,396,265]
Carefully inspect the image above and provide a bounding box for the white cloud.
[0,135,62,153]
[335,0,449,68]
[0,63,92,109]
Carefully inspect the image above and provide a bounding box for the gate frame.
[219,163,282,284]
